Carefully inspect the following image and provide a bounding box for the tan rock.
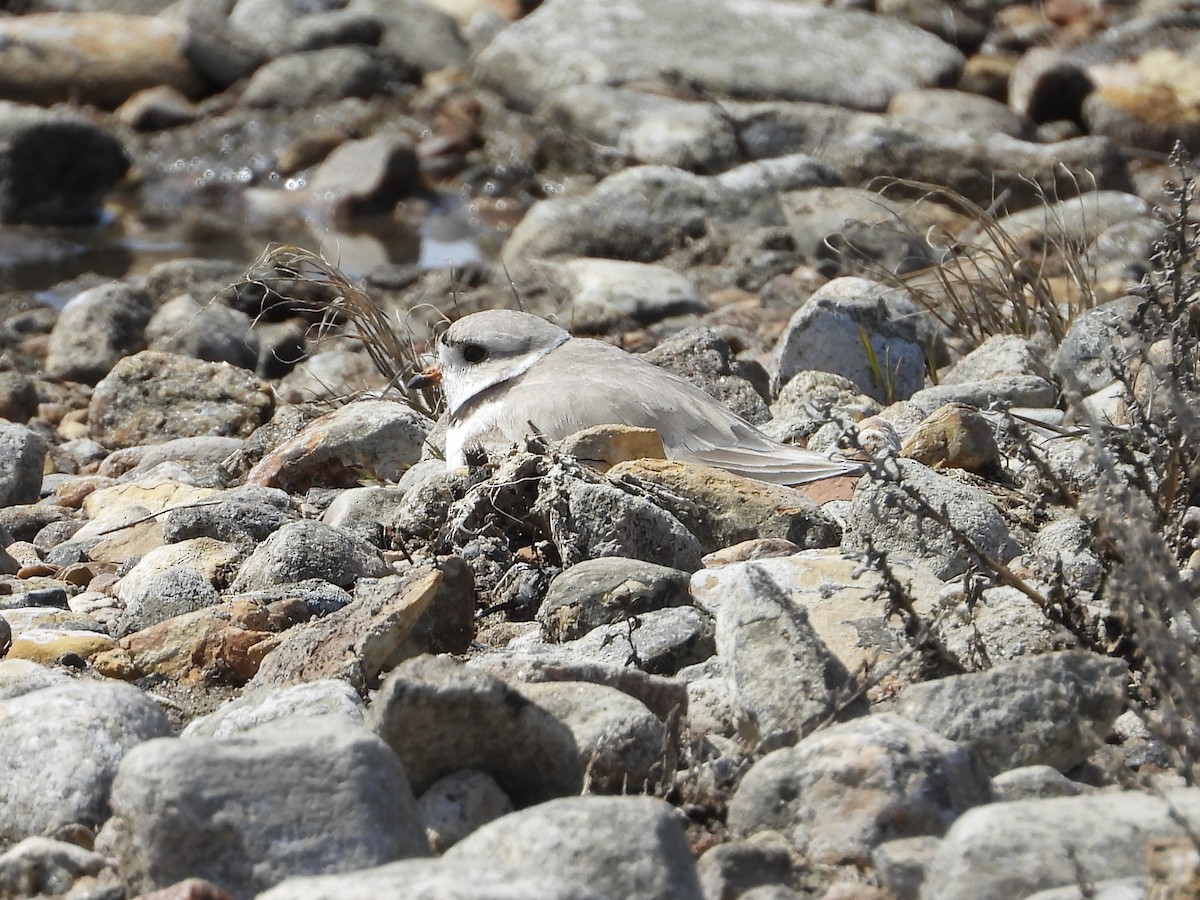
[900,403,1000,473]
[557,425,667,472]
[117,538,244,603]
[7,628,117,664]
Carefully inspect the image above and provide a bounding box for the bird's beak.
[407,364,442,390]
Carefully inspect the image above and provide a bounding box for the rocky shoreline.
[2,0,1200,898]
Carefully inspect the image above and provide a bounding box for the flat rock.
[182,679,365,738]
[476,0,962,112]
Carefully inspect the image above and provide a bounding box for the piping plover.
[407,309,863,485]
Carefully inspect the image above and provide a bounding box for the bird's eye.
[461,343,488,364]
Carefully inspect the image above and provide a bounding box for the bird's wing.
[495,339,862,485]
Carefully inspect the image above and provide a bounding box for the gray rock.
[183,679,365,738]
[643,328,771,424]
[0,423,45,508]
[939,334,1051,385]
[1023,880,1147,900]
[0,837,112,898]
[887,88,1030,140]
[88,351,275,450]
[991,766,1093,803]
[766,371,881,445]
[894,652,1127,775]
[231,519,391,591]
[935,584,1079,667]
[276,347,389,403]
[712,564,857,750]
[116,566,222,637]
[552,258,706,332]
[0,658,72,701]
[322,485,408,530]
[873,835,942,900]
[366,654,584,804]
[844,458,1020,580]
[769,277,927,401]
[537,557,690,643]
[348,0,467,73]
[142,257,246,307]
[476,0,962,112]
[245,399,433,494]
[242,46,383,108]
[416,770,513,854]
[903,376,1057,419]
[1051,295,1142,397]
[0,371,37,423]
[920,789,1200,900]
[444,796,705,900]
[114,435,246,487]
[503,157,839,264]
[117,84,198,131]
[104,716,427,898]
[728,714,992,865]
[0,103,129,225]
[145,293,259,370]
[45,282,154,385]
[309,133,421,218]
[161,484,297,550]
[0,681,170,846]
[516,681,667,794]
[697,832,794,900]
[552,605,715,676]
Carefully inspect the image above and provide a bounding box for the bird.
[407,309,863,485]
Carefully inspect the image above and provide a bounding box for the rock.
[537,557,690,643]
[0,837,113,898]
[991,766,1093,803]
[5,627,118,664]
[45,282,154,385]
[551,258,706,332]
[0,658,72,700]
[769,277,927,401]
[894,652,1128,775]
[160,485,296,552]
[349,0,467,73]
[88,351,274,450]
[887,87,1030,139]
[116,566,223,637]
[643,328,771,424]
[103,716,428,897]
[1051,295,1142,397]
[117,537,243,602]
[727,714,992,865]
[276,347,390,402]
[108,436,247,487]
[475,0,962,112]
[692,549,948,692]
[0,103,129,224]
[552,605,715,676]
[246,399,433,493]
[0,371,37,423]
[183,679,365,738]
[516,680,667,794]
[229,519,391,591]
[767,371,881,446]
[503,157,839,264]
[0,423,46,507]
[242,46,383,109]
[415,769,513,854]
[115,85,199,131]
[250,565,471,690]
[844,458,1020,580]
[366,654,584,804]
[0,13,199,106]
[0,680,170,846]
[145,294,260,370]
[697,833,794,900]
[899,403,1001,473]
[940,335,1050,385]
[935,583,1078,667]
[443,796,705,900]
[921,789,1200,900]
[903,376,1056,420]
[309,133,422,218]
[872,835,942,900]
[710,560,858,750]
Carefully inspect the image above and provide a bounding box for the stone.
[1051,295,1142,397]
[415,770,513,854]
[443,796,704,900]
[0,103,129,225]
[903,376,1057,419]
[0,13,199,106]
[0,423,46,507]
[104,716,428,897]
[145,294,260,371]
[991,766,1093,803]
[899,403,1001,473]
[475,0,962,112]
[0,371,37,423]
[242,46,383,108]
[727,714,992,865]
[550,605,715,676]
[769,277,926,401]
[921,790,1200,900]
[115,566,223,638]
[887,87,1029,140]
[894,652,1128,775]
[516,680,667,794]
[45,282,154,385]
[246,399,433,493]
[230,519,391,592]
[116,85,199,131]
[309,133,422,218]
[160,485,296,551]
[697,833,794,900]
[608,458,842,555]
[537,557,690,643]
[843,458,1020,580]
[5,627,118,664]
[0,680,170,846]
[934,584,1078,667]
[0,837,113,898]
[553,258,706,332]
[88,352,274,450]
[939,335,1050,385]
[349,0,467,73]
[643,327,771,424]
[182,679,365,739]
[366,654,584,804]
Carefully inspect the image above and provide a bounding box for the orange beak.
[407,364,442,390]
